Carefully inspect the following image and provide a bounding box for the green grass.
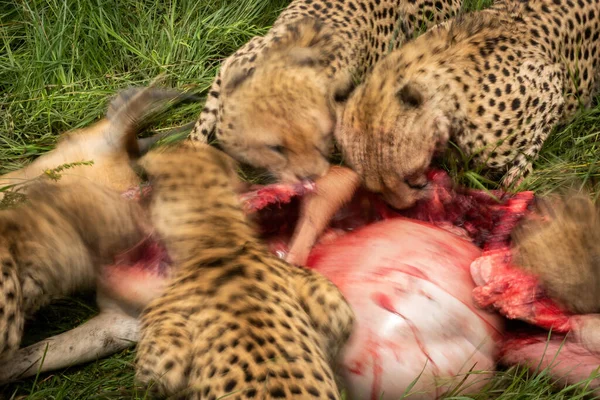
[0,0,289,173]
[1,0,600,398]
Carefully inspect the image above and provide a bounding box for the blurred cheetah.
[135,142,355,399]
[512,191,600,314]
[0,180,146,359]
[0,85,189,382]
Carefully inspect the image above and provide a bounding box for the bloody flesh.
[113,168,598,397]
[243,168,599,395]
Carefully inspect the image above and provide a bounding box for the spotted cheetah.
[189,0,463,183]
[134,142,355,399]
[0,179,146,360]
[336,0,600,209]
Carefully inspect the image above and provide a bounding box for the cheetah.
[134,142,355,399]
[512,190,600,314]
[0,179,147,360]
[189,0,464,183]
[336,0,600,210]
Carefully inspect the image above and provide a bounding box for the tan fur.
[512,191,600,314]
[337,0,600,209]
[0,119,140,196]
[0,86,190,199]
[134,142,355,399]
[0,179,146,359]
[287,166,361,266]
[190,0,464,183]
[0,85,190,363]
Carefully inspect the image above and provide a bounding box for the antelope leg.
[0,311,139,384]
[286,166,360,266]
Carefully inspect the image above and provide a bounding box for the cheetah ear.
[274,18,335,67]
[222,65,255,95]
[287,47,323,67]
[396,82,424,108]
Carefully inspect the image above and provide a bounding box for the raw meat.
[306,218,504,399]
[242,167,600,396]
[471,250,572,333]
[116,167,599,397]
[470,236,600,391]
[244,169,512,399]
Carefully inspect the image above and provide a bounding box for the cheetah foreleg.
[189,69,223,143]
[134,294,195,397]
[501,152,533,188]
[0,310,139,384]
[501,122,558,188]
[501,60,564,188]
[293,268,355,375]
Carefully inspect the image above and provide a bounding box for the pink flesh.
[306,218,504,399]
[98,234,171,310]
[239,180,316,214]
[501,328,600,392]
[106,167,599,397]
[471,250,572,332]
[97,188,171,308]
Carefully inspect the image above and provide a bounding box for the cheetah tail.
[0,252,24,360]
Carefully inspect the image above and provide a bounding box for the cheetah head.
[216,19,354,184]
[336,59,451,210]
[511,191,600,314]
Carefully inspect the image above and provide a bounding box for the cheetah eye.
[268,145,286,155]
[404,178,427,190]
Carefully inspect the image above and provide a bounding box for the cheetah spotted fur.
[189,0,463,183]
[337,0,600,209]
[134,142,355,399]
[0,180,145,360]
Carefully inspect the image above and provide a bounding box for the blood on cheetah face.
[216,22,354,184]
[336,60,450,210]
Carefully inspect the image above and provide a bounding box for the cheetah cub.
[134,142,355,399]
[512,191,600,315]
[337,0,600,209]
[190,0,463,183]
[0,180,145,359]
